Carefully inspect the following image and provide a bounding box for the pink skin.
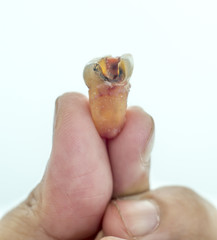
[1,92,217,240]
[38,92,153,239]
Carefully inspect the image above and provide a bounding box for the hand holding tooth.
[1,56,217,240]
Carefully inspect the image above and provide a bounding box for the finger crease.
[112,200,138,240]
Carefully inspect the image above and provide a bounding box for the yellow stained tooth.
[98,58,107,77]
[118,60,125,77]
[83,54,133,139]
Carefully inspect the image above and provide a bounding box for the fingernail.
[140,116,155,167]
[114,200,160,237]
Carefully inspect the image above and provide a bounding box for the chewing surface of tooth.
[83,54,133,138]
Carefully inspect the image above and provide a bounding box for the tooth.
[83,54,133,138]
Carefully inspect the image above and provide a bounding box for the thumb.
[0,93,112,240]
[102,186,217,240]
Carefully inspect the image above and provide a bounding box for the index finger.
[41,92,112,239]
[107,107,155,197]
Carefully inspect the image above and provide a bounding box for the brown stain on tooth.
[83,54,133,138]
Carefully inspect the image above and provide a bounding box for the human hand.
[0,92,217,240]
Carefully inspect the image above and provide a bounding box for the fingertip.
[118,106,155,156]
[108,106,155,197]
[127,105,149,114]
[41,91,112,239]
[54,92,89,132]
[126,106,155,134]
[56,92,88,106]
[55,92,89,116]
[103,199,160,239]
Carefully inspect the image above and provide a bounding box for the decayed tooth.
[83,54,133,138]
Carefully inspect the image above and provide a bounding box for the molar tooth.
[83,54,133,139]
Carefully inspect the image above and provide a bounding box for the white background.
[0,0,217,217]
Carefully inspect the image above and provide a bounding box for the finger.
[40,92,113,240]
[102,187,217,239]
[1,93,113,240]
[107,107,154,197]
